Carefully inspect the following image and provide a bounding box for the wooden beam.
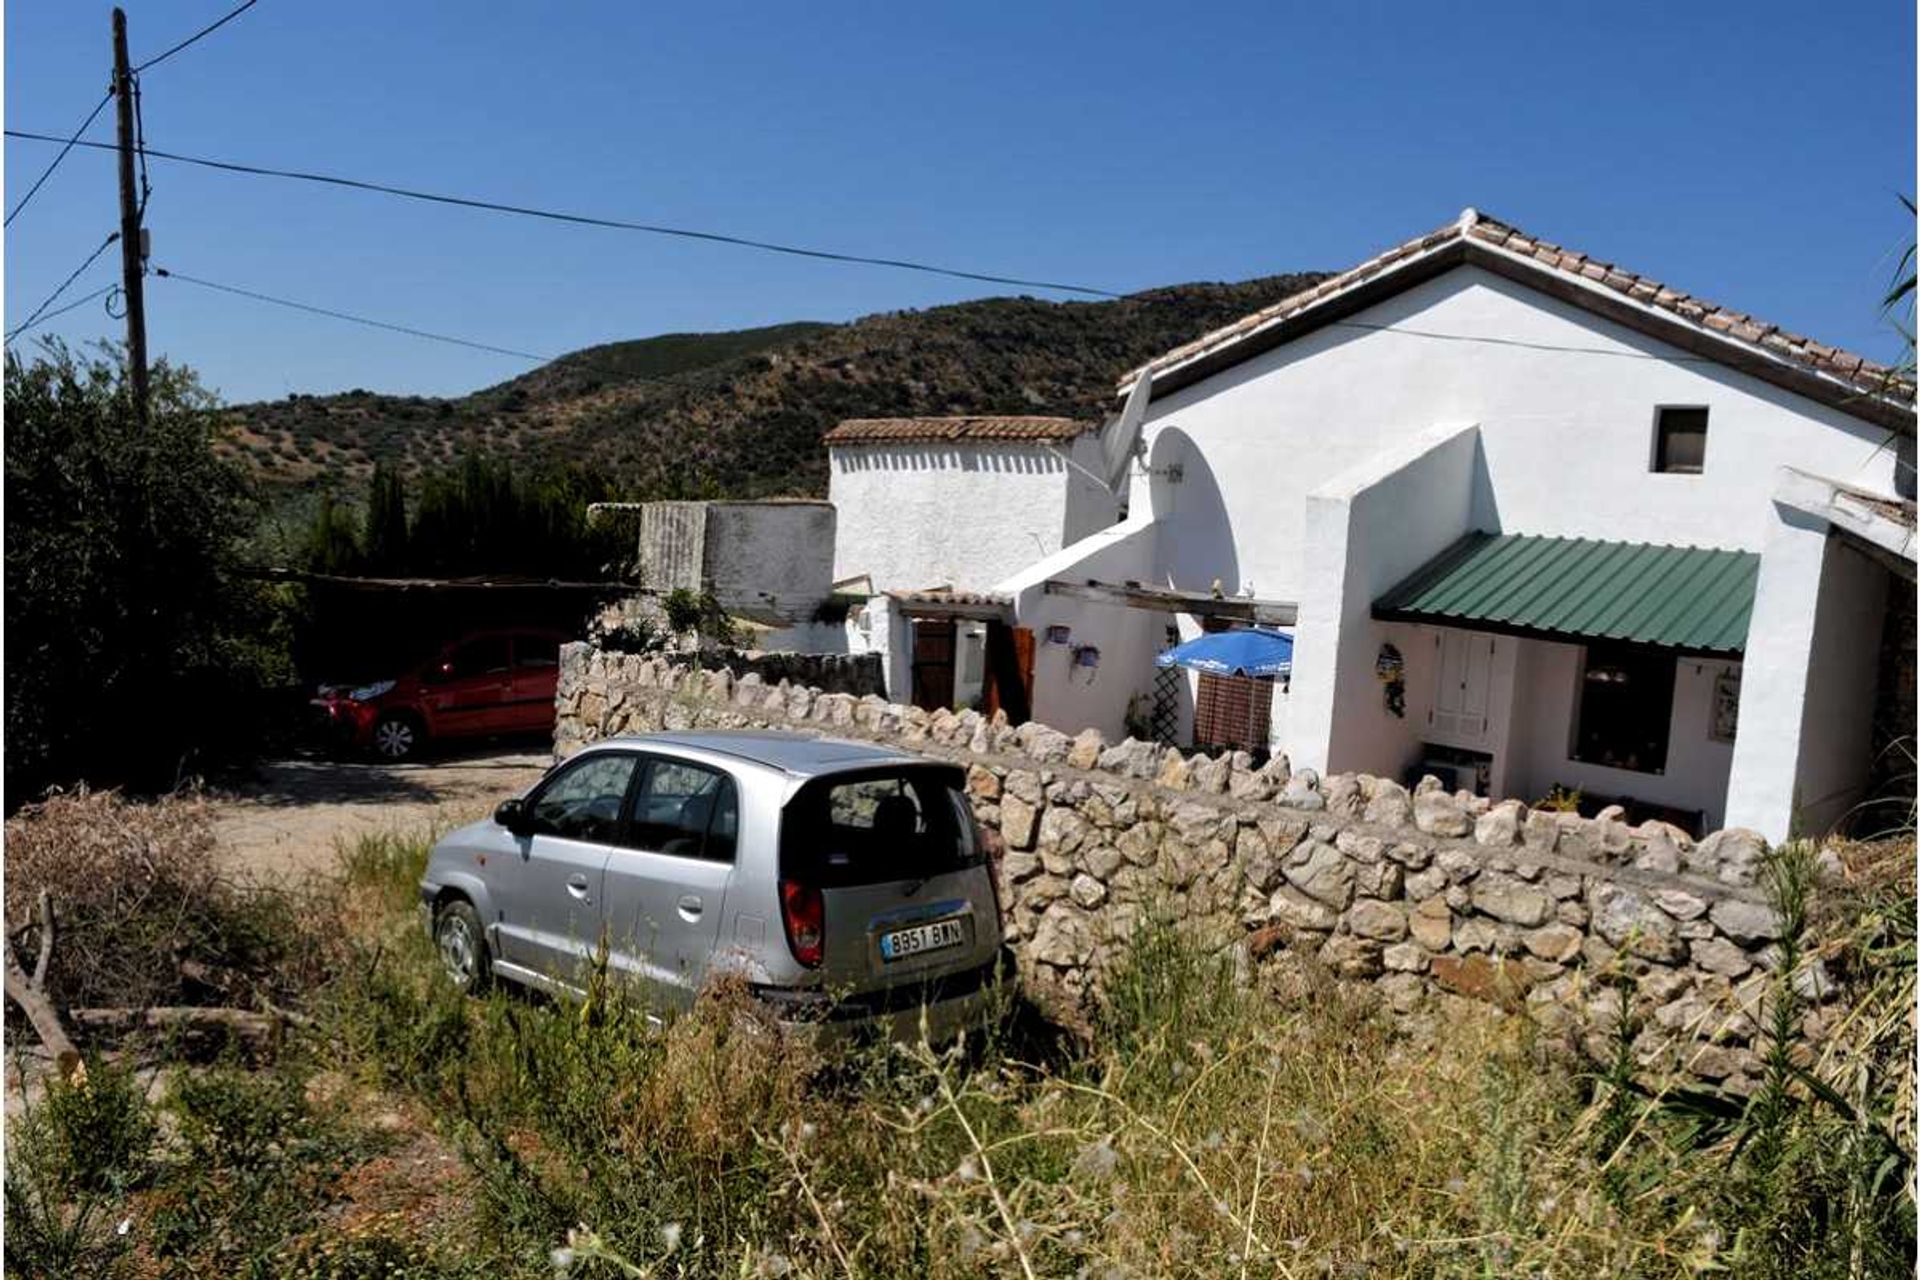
[891,600,1012,622]
[239,567,637,593]
[1043,578,1298,626]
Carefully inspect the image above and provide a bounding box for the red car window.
[448,636,511,679]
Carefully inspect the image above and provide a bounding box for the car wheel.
[372,713,420,761]
[434,900,490,993]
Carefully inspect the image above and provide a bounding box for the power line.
[5,92,113,227]
[6,232,121,344]
[5,130,1124,298]
[134,0,262,72]
[4,282,119,345]
[153,265,556,362]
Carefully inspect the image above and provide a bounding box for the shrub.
[2,788,325,1011]
[4,342,294,798]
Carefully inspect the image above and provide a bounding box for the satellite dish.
[1099,369,1153,491]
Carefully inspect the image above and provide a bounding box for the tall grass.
[7,826,1913,1278]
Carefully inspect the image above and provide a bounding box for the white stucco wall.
[1791,539,1889,835]
[1123,265,1903,618]
[1504,640,1740,831]
[702,501,837,622]
[997,515,1163,739]
[1292,422,1484,778]
[829,435,1119,593]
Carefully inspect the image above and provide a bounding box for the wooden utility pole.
[111,7,150,425]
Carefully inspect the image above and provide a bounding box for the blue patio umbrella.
[1155,628,1293,678]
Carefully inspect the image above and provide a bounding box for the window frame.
[620,755,741,864]
[1568,642,1677,775]
[1650,405,1709,475]
[521,748,646,845]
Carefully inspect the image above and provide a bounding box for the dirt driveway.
[210,746,553,882]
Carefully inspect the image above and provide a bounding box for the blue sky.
[6,0,1914,405]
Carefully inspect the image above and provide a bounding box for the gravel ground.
[207,745,553,882]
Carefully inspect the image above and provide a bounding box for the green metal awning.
[1373,533,1759,656]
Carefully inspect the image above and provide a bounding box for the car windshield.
[780,765,979,888]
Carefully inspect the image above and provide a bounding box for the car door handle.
[676,894,703,921]
[566,874,592,901]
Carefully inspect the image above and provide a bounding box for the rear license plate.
[878,917,965,962]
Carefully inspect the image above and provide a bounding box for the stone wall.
[557,643,1826,1089]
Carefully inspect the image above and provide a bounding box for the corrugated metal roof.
[1373,533,1759,655]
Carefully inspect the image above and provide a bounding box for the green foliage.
[4,342,296,797]
[306,488,366,574]
[219,274,1330,497]
[661,587,738,646]
[361,459,409,572]
[31,1055,157,1195]
[407,453,625,579]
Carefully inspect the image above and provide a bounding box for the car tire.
[372,712,421,761]
[433,899,491,994]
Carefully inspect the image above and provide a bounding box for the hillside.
[218,273,1326,497]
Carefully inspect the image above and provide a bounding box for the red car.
[313,629,568,760]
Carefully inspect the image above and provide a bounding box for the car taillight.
[779,880,824,968]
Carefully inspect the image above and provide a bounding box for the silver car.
[419,730,1008,1040]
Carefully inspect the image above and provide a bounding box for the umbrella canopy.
[1155,628,1293,678]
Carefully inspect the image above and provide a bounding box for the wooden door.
[911,620,957,712]
[983,623,1035,724]
[1430,630,1493,744]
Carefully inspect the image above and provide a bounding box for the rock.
[1383,942,1428,973]
[1363,780,1415,826]
[1246,924,1290,960]
[1812,846,1847,885]
[1409,898,1453,951]
[1522,809,1561,853]
[1690,937,1753,978]
[1689,828,1767,886]
[1080,843,1125,880]
[1589,884,1685,962]
[967,765,1003,801]
[1155,752,1192,790]
[1430,954,1530,1009]
[1708,898,1784,946]
[1545,873,1583,900]
[1633,836,1681,874]
[1347,899,1408,942]
[1404,867,1448,900]
[1435,847,1481,884]
[1471,874,1553,927]
[1334,830,1386,863]
[1069,873,1108,910]
[1097,738,1163,779]
[1452,918,1500,953]
[1066,729,1105,771]
[1116,823,1160,867]
[1316,934,1382,979]
[1640,969,1692,1004]
[1001,851,1042,883]
[1474,800,1525,847]
[1277,772,1325,811]
[1283,842,1355,909]
[1038,806,1091,856]
[1323,774,1364,818]
[1001,796,1039,851]
[1384,839,1434,870]
[1651,888,1709,921]
[1354,860,1403,900]
[1005,770,1044,804]
[1191,755,1232,795]
[1380,973,1427,1013]
[1269,884,1341,932]
[1413,791,1473,837]
[1523,923,1583,962]
[1029,906,1094,968]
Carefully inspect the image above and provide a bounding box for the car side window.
[515,634,560,670]
[449,636,511,680]
[527,753,640,844]
[628,760,738,862]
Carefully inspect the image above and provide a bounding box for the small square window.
[1653,407,1708,474]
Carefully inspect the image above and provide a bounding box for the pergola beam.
[1042,578,1298,626]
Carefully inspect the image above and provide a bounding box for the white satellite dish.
[1099,369,1153,491]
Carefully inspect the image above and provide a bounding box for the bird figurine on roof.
[1210,577,1224,599]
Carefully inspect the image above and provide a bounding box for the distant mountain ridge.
[219,272,1327,498]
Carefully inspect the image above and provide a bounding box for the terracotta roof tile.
[824,416,1093,445]
[1120,209,1915,414]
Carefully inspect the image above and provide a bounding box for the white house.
[827,416,1121,714]
[983,208,1914,843]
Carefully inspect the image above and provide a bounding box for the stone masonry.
[556,643,1829,1090]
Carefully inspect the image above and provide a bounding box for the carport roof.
[1373,532,1759,657]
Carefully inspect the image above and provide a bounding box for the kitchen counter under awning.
[1372,532,1759,657]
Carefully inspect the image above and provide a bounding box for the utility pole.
[111,7,149,426]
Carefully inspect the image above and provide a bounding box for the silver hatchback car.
[420,730,1008,1039]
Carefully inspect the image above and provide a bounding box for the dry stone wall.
[557,643,1825,1090]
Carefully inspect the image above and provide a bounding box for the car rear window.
[780,766,979,888]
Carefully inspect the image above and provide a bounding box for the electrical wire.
[3,282,118,345]
[6,232,121,344]
[133,0,263,72]
[153,265,555,362]
[4,92,113,228]
[4,130,1124,298]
